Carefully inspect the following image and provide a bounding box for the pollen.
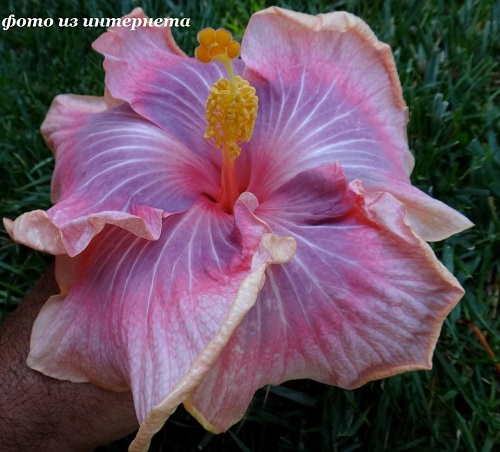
[195,27,258,159]
[204,77,258,158]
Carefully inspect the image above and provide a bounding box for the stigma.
[195,28,258,212]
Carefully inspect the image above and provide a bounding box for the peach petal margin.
[246,7,412,172]
[346,181,466,385]
[3,212,66,255]
[244,7,474,241]
[3,208,167,258]
[128,231,296,451]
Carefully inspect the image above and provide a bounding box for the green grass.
[1,0,499,450]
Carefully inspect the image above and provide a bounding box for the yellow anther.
[204,76,258,159]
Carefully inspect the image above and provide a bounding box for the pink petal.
[92,9,244,153]
[27,195,296,451]
[186,163,465,431]
[239,7,472,240]
[6,94,221,256]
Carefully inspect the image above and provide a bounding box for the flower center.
[195,28,258,213]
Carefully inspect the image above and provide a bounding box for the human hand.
[0,264,138,451]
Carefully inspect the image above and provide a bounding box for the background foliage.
[1,0,498,450]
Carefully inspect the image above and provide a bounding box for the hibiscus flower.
[4,6,472,451]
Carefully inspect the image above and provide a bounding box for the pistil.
[195,28,258,213]
[219,145,238,212]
